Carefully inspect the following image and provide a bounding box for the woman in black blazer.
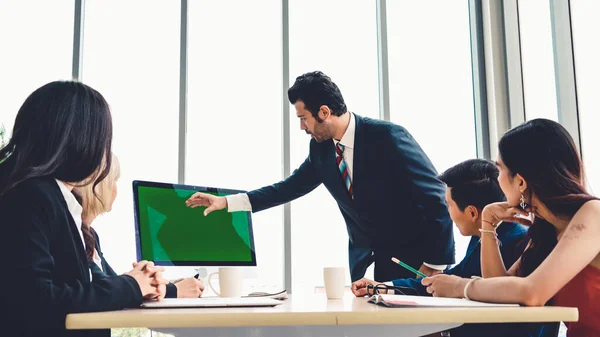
[73,153,205,298]
[0,81,168,337]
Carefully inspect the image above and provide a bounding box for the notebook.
[141,297,283,308]
[368,294,519,308]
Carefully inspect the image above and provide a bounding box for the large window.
[518,0,559,121]
[1,0,496,296]
[571,1,600,195]
[81,0,180,274]
[387,1,476,261]
[186,0,284,290]
[0,0,73,136]
[289,0,380,294]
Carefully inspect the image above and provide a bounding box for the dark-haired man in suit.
[186,71,455,282]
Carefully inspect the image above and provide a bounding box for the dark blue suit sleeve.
[166,283,178,298]
[247,155,322,212]
[391,263,465,297]
[445,258,467,276]
[387,127,455,265]
[391,263,466,297]
[391,277,429,296]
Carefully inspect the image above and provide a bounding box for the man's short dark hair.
[438,159,505,211]
[288,71,347,122]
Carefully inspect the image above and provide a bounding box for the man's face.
[295,101,331,142]
[445,187,477,236]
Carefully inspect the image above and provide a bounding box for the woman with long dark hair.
[422,119,600,337]
[0,81,167,337]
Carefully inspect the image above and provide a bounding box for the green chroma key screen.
[133,180,256,266]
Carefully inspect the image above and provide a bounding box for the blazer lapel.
[352,114,366,203]
[52,182,90,282]
[67,212,90,282]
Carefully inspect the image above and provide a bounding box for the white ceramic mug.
[207,267,244,297]
[323,267,345,299]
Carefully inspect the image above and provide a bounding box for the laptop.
[141,297,283,308]
[132,180,256,266]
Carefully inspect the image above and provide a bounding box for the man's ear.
[318,105,332,121]
[467,205,479,220]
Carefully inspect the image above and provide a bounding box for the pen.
[391,257,428,278]
[171,273,199,284]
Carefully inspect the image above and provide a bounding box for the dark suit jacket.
[0,176,144,337]
[391,223,554,337]
[247,114,455,281]
[89,228,178,298]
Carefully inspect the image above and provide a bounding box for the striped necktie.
[335,142,353,198]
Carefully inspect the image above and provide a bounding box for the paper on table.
[369,294,519,308]
[245,289,288,300]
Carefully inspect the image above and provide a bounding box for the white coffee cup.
[207,267,244,298]
[323,267,345,299]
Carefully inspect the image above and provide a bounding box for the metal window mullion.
[550,0,581,154]
[503,0,526,128]
[468,0,491,160]
[178,0,188,184]
[481,0,511,160]
[376,0,390,121]
[72,0,85,80]
[281,0,292,294]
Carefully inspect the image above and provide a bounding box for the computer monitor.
[132,180,257,266]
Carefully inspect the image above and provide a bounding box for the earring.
[520,193,526,209]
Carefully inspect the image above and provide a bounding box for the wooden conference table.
[66,293,578,337]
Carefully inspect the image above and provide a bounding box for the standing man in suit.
[186,71,454,281]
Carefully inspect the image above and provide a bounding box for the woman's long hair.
[498,118,598,276]
[0,81,113,197]
[74,154,120,261]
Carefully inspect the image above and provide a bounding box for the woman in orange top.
[422,118,600,337]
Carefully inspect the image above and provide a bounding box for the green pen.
[391,257,428,278]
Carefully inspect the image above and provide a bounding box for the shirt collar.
[334,112,355,149]
[55,179,83,220]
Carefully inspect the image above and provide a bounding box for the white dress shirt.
[333,111,356,180]
[93,250,103,272]
[55,179,94,278]
[225,113,446,271]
